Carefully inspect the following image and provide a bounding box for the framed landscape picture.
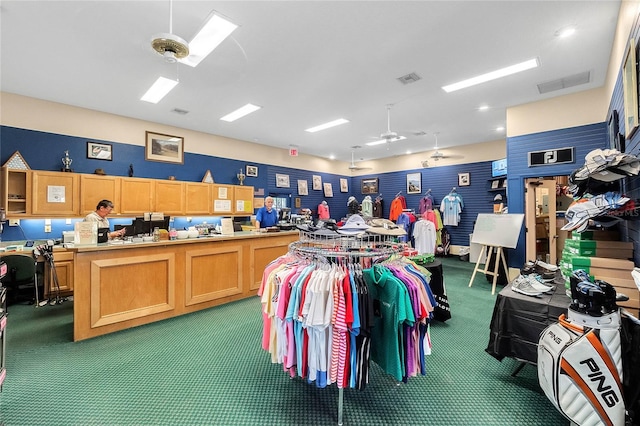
[406,173,421,194]
[361,178,378,194]
[145,131,184,164]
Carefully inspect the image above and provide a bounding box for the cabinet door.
[155,180,185,215]
[1,167,31,216]
[80,175,120,215]
[120,178,154,214]
[211,184,233,214]
[185,182,212,215]
[233,186,254,215]
[32,171,79,216]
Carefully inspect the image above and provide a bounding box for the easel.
[468,244,509,295]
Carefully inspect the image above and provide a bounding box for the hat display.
[94,168,106,175]
[366,218,407,236]
[337,214,370,235]
[493,194,503,202]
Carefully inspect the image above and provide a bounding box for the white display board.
[470,214,524,249]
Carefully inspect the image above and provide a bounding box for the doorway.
[524,176,573,265]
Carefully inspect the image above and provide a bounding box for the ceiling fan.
[348,146,373,171]
[366,104,407,146]
[143,0,238,103]
[430,132,448,161]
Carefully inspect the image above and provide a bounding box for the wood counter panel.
[73,232,297,341]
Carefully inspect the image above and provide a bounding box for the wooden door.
[233,186,254,215]
[211,184,233,214]
[185,182,212,215]
[155,180,185,215]
[120,178,154,214]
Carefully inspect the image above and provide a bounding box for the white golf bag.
[538,309,625,426]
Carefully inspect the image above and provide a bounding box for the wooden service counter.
[68,231,298,341]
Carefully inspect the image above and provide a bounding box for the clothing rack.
[286,231,403,425]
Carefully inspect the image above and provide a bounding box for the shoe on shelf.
[532,260,558,272]
[521,263,555,280]
[511,275,543,297]
[525,275,555,293]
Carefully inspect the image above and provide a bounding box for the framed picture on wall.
[145,131,184,164]
[297,179,308,195]
[87,142,112,161]
[340,178,348,193]
[458,172,470,187]
[246,165,258,177]
[361,178,378,194]
[622,38,639,138]
[323,182,334,197]
[406,172,421,194]
[312,175,322,190]
[276,173,290,188]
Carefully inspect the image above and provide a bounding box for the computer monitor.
[97,227,109,243]
[132,216,170,235]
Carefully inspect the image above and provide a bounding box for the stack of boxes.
[560,230,638,316]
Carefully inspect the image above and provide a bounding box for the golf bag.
[538,270,625,426]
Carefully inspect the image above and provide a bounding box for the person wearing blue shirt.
[255,196,278,229]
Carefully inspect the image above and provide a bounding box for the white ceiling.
[0,1,620,165]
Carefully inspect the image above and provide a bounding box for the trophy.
[61,150,73,172]
[236,168,246,186]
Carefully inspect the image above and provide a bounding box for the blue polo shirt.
[256,206,278,228]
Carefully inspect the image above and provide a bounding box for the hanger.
[395,191,403,198]
[425,188,432,195]
[450,186,457,193]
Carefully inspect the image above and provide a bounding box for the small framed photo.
[276,173,290,188]
[312,175,322,190]
[361,178,378,194]
[491,180,500,189]
[145,131,184,164]
[298,179,308,195]
[458,172,470,187]
[323,182,334,198]
[87,142,112,161]
[246,165,258,177]
[406,172,421,194]
[340,178,348,193]
[608,110,619,150]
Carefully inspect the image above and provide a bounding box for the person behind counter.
[255,196,278,229]
[84,199,126,239]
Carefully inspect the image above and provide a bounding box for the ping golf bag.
[538,270,625,426]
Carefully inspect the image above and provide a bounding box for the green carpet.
[0,258,566,425]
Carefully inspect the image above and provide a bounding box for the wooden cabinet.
[80,174,120,215]
[120,178,154,214]
[155,180,185,215]
[211,184,234,214]
[233,186,254,214]
[32,171,79,216]
[1,167,31,216]
[185,182,212,215]
[46,251,74,296]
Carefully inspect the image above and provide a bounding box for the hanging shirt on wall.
[361,196,373,217]
[373,197,384,218]
[389,195,407,221]
[439,193,463,226]
[418,194,434,214]
[413,219,437,255]
[318,202,330,220]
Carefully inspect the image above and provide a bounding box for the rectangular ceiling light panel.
[141,77,179,104]
[220,103,261,122]
[442,58,539,93]
[305,118,350,133]
[180,11,238,68]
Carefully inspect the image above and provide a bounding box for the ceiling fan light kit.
[151,32,190,62]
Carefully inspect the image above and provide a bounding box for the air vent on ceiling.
[171,108,190,115]
[397,72,422,85]
[537,71,591,94]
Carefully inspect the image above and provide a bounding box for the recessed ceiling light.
[406,150,412,155]
[366,136,406,146]
[496,126,505,132]
[305,118,349,133]
[478,105,489,111]
[179,11,238,68]
[141,77,178,103]
[220,103,261,122]
[329,154,335,160]
[442,58,539,92]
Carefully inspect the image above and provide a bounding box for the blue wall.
[506,123,607,267]
[1,125,499,245]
